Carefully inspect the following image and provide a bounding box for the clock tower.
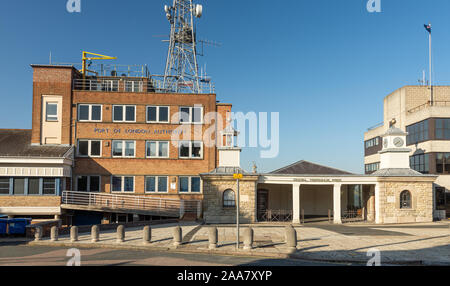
[378,126,411,169]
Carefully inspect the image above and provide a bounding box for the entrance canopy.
[258,160,378,224]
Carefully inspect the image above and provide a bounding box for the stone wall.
[378,178,434,224]
[201,174,258,224]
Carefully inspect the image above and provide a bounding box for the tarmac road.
[0,243,350,266]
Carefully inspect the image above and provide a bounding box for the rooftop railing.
[73,76,215,94]
[407,100,450,114]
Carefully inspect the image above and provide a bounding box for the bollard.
[116,225,125,243]
[243,227,254,250]
[285,225,297,250]
[34,226,43,242]
[143,226,151,244]
[91,225,99,242]
[70,226,79,242]
[50,226,58,242]
[208,227,218,249]
[173,225,182,247]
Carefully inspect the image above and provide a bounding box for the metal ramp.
[61,191,201,219]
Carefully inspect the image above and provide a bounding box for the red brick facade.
[31,65,232,201]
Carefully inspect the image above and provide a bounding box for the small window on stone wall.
[400,190,412,209]
[223,189,236,208]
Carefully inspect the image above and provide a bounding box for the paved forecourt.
[27,221,450,265]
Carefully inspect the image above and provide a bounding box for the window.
[410,154,429,174]
[436,119,450,140]
[179,176,201,193]
[223,189,236,208]
[125,80,143,92]
[102,80,119,92]
[43,178,56,195]
[0,178,10,195]
[78,140,102,157]
[400,190,412,209]
[147,106,169,123]
[406,120,429,145]
[46,102,58,122]
[364,137,380,149]
[435,187,446,210]
[13,178,25,195]
[145,176,168,193]
[28,178,40,195]
[365,162,380,173]
[179,106,203,124]
[112,141,135,157]
[111,176,134,193]
[77,176,100,192]
[436,153,450,174]
[78,104,102,122]
[146,141,169,158]
[113,105,136,122]
[179,141,203,159]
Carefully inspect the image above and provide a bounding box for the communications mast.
[163,0,204,93]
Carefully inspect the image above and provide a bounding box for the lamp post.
[233,173,243,249]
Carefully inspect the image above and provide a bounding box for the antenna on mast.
[163,0,204,93]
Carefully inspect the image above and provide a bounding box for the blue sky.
[1,0,449,173]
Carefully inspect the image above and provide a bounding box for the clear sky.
[1,0,450,174]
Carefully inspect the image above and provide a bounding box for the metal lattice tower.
[163,0,203,93]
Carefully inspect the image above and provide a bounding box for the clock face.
[393,137,404,147]
[383,139,388,148]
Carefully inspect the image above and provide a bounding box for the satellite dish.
[195,4,203,18]
[164,5,170,13]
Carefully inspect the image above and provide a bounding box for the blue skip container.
[7,218,32,235]
[0,219,7,235]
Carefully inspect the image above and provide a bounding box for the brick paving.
[26,220,450,265]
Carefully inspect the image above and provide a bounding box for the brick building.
[0,63,232,225]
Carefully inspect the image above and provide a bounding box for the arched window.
[223,189,236,208]
[400,190,412,209]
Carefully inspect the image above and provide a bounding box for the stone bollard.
[91,225,99,242]
[34,226,43,242]
[143,226,151,245]
[208,227,218,249]
[243,227,254,250]
[116,225,125,243]
[70,226,79,242]
[285,225,297,250]
[173,225,182,247]
[50,226,58,242]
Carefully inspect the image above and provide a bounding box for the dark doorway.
[257,189,269,221]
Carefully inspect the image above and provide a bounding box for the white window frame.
[112,140,136,158]
[112,105,136,123]
[111,176,135,193]
[125,80,144,92]
[145,176,169,193]
[77,104,103,122]
[179,106,203,124]
[76,175,101,192]
[77,139,102,157]
[146,106,170,123]
[179,176,202,194]
[46,102,58,122]
[179,141,203,159]
[146,141,170,158]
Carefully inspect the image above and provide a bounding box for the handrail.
[61,191,201,217]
